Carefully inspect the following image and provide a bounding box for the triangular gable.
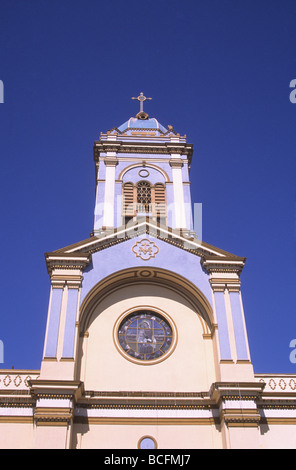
[45,219,246,275]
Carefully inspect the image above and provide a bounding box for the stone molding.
[209,278,241,292]
[29,379,84,426]
[201,256,246,275]
[93,141,193,164]
[45,253,91,276]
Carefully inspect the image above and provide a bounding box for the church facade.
[0,95,296,449]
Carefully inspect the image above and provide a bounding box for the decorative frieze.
[256,374,296,393]
[93,141,193,164]
[0,371,39,390]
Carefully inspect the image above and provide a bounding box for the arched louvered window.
[122,181,166,225]
[137,181,152,212]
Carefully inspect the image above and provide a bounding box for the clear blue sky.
[0,0,295,374]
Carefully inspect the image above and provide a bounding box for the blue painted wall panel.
[80,235,212,308]
[44,288,63,358]
[214,292,232,360]
[62,289,79,358]
[229,292,249,360]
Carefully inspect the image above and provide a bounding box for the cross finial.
[131,92,152,114]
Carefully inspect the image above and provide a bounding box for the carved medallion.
[132,239,159,261]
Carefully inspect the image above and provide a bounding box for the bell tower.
[92,92,194,235]
[32,94,262,449]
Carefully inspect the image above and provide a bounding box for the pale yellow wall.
[258,424,296,449]
[34,424,71,449]
[0,422,34,449]
[73,423,223,449]
[77,283,216,393]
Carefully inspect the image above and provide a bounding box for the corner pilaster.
[102,153,118,230]
[169,155,187,229]
[210,382,264,448]
[41,254,90,381]
[202,255,254,382]
[30,379,84,449]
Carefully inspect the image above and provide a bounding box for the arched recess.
[119,162,170,183]
[78,267,214,338]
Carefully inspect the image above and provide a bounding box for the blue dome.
[118,117,167,133]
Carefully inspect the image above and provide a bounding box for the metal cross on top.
[131,92,152,113]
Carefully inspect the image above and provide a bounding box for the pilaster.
[210,382,264,448]
[169,156,187,229]
[202,255,254,382]
[41,254,90,380]
[30,379,84,449]
[102,153,118,230]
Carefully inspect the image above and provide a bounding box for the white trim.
[171,164,187,229]
[66,221,225,257]
[103,164,116,228]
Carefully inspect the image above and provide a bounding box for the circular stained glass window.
[116,309,176,364]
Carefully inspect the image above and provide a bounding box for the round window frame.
[137,435,158,449]
[113,306,177,366]
[138,168,150,178]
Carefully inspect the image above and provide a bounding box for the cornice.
[210,381,266,402]
[50,219,241,263]
[29,379,84,401]
[76,400,216,410]
[75,389,218,412]
[257,399,296,409]
[45,252,91,276]
[201,256,246,275]
[93,140,193,162]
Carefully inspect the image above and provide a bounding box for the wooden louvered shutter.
[123,182,135,217]
[154,183,166,219]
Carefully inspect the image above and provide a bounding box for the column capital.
[210,278,241,293]
[169,157,183,168]
[50,274,83,289]
[104,154,118,166]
